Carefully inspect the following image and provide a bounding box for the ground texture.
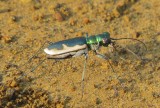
[0,0,160,107]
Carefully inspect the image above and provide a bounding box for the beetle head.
[101,37,113,47]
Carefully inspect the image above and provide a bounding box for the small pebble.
[1,36,13,43]
[54,12,64,22]
[11,16,18,22]
[10,80,17,87]
[96,98,102,104]
[76,32,83,37]
[83,18,90,24]
[136,32,141,38]
[69,19,76,26]
[112,9,120,18]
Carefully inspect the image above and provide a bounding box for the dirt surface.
[0,0,160,107]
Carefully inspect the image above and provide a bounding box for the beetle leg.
[31,58,47,72]
[86,33,89,38]
[69,48,89,100]
[81,52,88,100]
[108,43,114,53]
[90,42,100,51]
[72,48,88,57]
[95,50,115,73]
[96,42,100,50]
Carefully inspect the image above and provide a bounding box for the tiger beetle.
[37,32,146,99]
[5,32,147,99]
[44,32,113,98]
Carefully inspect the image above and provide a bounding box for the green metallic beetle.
[43,32,114,98]
[3,32,146,99]
[42,32,146,98]
[44,32,146,68]
[44,32,112,81]
[44,32,111,59]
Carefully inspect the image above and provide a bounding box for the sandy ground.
[0,0,160,107]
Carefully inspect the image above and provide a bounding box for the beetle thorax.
[86,32,110,44]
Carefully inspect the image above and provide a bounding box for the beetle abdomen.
[44,37,87,55]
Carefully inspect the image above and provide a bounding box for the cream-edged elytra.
[44,44,87,55]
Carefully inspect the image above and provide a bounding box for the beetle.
[43,32,112,95]
[4,32,146,99]
[44,33,114,74]
[40,32,146,98]
[43,32,146,71]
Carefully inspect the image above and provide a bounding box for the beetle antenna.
[104,53,115,73]
[111,38,147,51]
[96,52,115,72]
